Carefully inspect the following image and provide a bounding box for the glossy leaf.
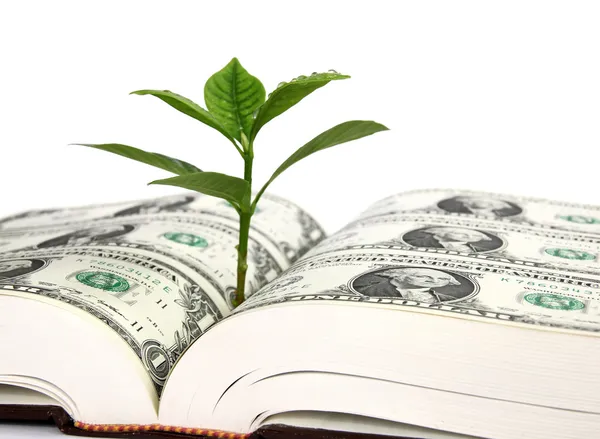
[149,171,249,208]
[250,71,350,141]
[131,90,237,145]
[204,58,265,141]
[73,143,201,175]
[255,121,388,203]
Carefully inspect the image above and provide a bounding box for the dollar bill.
[357,189,600,234]
[237,248,600,334]
[303,213,600,275]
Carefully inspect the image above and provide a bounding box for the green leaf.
[255,121,388,203]
[131,90,238,146]
[149,171,249,208]
[204,57,266,141]
[250,71,350,142]
[73,143,201,175]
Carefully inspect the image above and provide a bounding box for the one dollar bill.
[305,213,600,275]
[358,189,600,234]
[238,248,600,334]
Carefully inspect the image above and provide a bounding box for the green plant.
[74,58,388,307]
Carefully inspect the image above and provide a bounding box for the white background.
[1,1,600,235]
[1,0,600,437]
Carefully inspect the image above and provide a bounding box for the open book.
[1,189,599,439]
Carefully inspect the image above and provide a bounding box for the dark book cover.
[0,405,414,439]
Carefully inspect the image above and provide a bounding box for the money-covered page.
[0,245,225,393]
[357,189,600,234]
[0,192,325,394]
[0,192,324,298]
[0,211,320,301]
[303,213,600,275]
[0,193,325,262]
[237,248,600,334]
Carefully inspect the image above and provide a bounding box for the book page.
[235,190,600,335]
[0,192,325,394]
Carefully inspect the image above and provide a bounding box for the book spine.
[73,421,249,438]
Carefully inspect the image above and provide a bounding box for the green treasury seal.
[524,293,585,311]
[544,248,596,261]
[163,232,208,248]
[76,271,130,292]
[559,215,600,224]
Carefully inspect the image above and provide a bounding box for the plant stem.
[234,210,251,307]
[233,145,253,307]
